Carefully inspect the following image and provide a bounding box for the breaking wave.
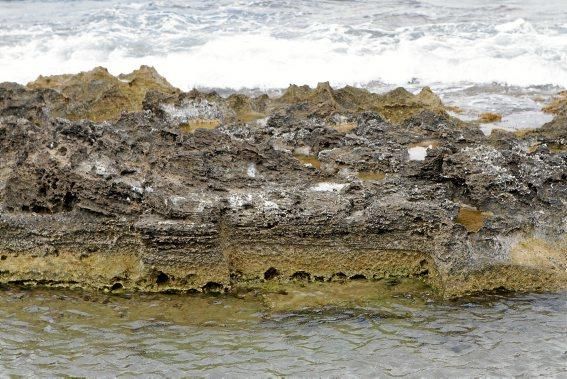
[0,1,566,90]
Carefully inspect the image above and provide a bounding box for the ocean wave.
[0,0,566,90]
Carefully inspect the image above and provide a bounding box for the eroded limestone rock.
[27,66,180,122]
[0,67,565,298]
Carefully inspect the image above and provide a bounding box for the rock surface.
[0,67,565,298]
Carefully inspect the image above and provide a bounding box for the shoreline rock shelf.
[0,67,565,298]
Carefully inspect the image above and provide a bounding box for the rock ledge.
[0,67,565,298]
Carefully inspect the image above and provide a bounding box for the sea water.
[0,285,565,377]
[0,0,566,132]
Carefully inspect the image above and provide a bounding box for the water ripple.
[0,286,565,376]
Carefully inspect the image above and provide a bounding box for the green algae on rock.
[0,66,566,299]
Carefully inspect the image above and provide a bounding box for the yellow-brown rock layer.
[26,67,450,124]
[542,90,567,115]
[27,66,179,121]
[277,83,448,124]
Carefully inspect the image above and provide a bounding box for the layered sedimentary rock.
[0,67,565,297]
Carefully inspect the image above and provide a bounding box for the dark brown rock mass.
[0,66,565,298]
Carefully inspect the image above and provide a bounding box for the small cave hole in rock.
[290,271,311,281]
[120,168,137,176]
[62,192,77,211]
[264,267,280,280]
[417,259,430,276]
[0,255,6,261]
[314,276,325,282]
[417,269,429,277]
[350,274,367,280]
[202,282,224,293]
[31,205,50,214]
[155,272,170,285]
[110,282,123,291]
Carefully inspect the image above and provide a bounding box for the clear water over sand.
[0,284,565,377]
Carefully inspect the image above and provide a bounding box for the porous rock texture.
[0,67,565,298]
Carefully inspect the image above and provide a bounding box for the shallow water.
[1,285,565,377]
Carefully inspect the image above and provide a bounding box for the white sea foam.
[2,26,566,90]
[0,0,565,91]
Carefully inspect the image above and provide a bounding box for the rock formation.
[0,67,565,298]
